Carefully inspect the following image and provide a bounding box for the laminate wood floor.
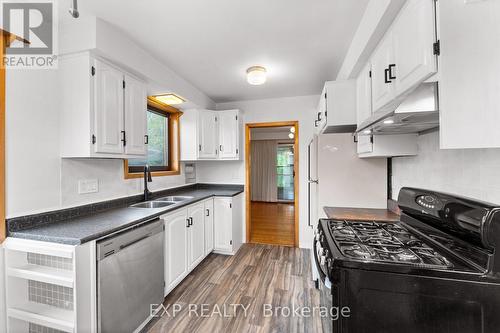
[250,202,295,246]
[145,244,321,333]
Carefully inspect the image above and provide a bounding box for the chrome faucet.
[144,165,153,201]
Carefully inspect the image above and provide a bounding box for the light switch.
[78,179,99,194]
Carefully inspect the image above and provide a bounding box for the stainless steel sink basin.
[130,201,176,209]
[156,196,193,202]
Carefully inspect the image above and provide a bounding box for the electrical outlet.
[78,179,99,194]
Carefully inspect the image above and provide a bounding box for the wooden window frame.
[123,97,182,179]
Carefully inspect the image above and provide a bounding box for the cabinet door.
[164,209,188,294]
[94,60,125,154]
[371,33,395,112]
[187,203,205,270]
[357,135,373,154]
[198,111,218,159]
[214,198,232,253]
[218,110,239,159]
[316,89,327,131]
[204,199,214,256]
[124,74,147,156]
[393,0,437,97]
[356,63,373,127]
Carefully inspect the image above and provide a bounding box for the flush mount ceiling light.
[290,126,296,133]
[152,93,186,105]
[246,66,267,85]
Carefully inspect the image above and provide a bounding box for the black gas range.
[314,187,500,333]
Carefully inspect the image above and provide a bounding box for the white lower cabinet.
[204,199,214,256]
[163,198,224,296]
[213,194,243,255]
[187,203,205,271]
[163,208,189,295]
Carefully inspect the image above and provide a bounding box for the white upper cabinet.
[124,74,148,155]
[392,0,437,97]
[94,60,125,154]
[198,110,218,159]
[218,110,240,159]
[356,62,373,127]
[316,80,357,134]
[439,0,500,149]
[371,32,396,112]
[370,0,437,114]
[180,109,242,161]
[60,52,147,158]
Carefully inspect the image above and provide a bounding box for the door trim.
[245,121,299,247]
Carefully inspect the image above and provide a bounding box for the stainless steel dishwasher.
[97,219,164,333]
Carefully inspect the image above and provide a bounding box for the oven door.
[313,238,333,333]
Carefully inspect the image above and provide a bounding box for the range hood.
[357,83,439,135]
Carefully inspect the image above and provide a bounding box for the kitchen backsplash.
[392,131,500,204]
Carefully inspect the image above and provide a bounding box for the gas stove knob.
[320,255,326,265]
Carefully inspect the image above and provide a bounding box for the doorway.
[245,121,299,247]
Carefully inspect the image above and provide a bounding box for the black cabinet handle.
[186,218,190,228]
[388,64,396,80]
[314,120,319,128]
[220,145,223,152]
[317,112,322,121]
[384,68,391,84]
[121,131,126,146]
[144,135,149,144]
[206,209,210,217]
[189,217,193,226]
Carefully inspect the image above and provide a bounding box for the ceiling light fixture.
[153,93,186,105]
[290,127,295,133]
[246,66,267,85]
[288,133,295,139]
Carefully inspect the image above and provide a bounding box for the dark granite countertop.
[8,184,244,245]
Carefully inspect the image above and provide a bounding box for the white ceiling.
[62,0,369,103]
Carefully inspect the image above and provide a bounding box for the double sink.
[129,196,194,209]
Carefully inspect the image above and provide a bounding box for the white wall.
[251,130,293,141]
[318,134,387,211]
[392,131,500,204]
[60,159,186,207]
[196,95,318,248]
[6,70,62,217]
